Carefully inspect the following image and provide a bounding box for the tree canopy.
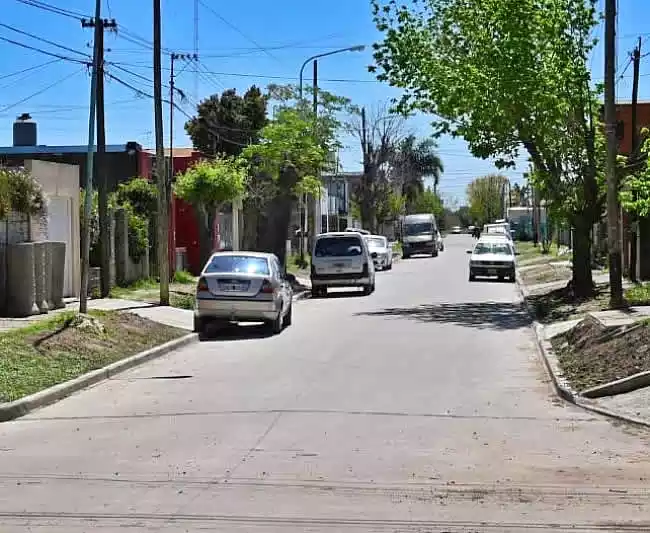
[467,174,509,227]
[371,0,601,295]
[185,86,268,157]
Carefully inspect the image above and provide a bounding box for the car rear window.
[474,243,513,255]
[366,236,386,248]
[204,255,270,275]
[315,236,363,257]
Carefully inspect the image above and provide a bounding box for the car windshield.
[366,236,386,248]
[315,237,363,257]
[473,242,513,255]
[404,222,433,236]
[204,255,270,275]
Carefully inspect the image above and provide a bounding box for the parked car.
[344,227,370,235]
[364,234,393,270]
[311,232,376,297]
[193,251,295,336]
[451,226,462,234]
[467,238,517,282]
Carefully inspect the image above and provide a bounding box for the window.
[404,222,433,236]
[473,242,513,256]
[204,255,270,275]
[315,236,363,257]
[366,236,387,248]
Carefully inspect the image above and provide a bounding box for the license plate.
[219,281,249,291]
[333,263,347,268]
[487,269,497,275]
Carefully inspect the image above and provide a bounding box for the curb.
[515,272,650,429]
[0,332,198,422]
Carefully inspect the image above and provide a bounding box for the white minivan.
[310,232,376,297]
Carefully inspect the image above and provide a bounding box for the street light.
[298,45,365,100]
[296,45,365,264]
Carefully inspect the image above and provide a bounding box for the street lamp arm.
[298,45,365,99]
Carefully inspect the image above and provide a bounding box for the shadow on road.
[355,301,531,330]
[199,323,275,342]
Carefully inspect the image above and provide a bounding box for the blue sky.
[0,0,648,205]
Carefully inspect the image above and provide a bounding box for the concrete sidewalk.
[0,298,194,333]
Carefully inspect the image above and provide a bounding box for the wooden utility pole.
[629,38,642,282]
[605,0,624,307]
[153,0,169,305]
[82,15,117,297]
[79,0,102,314]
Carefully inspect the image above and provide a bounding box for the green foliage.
[124,206,149,262]
[466,175,509,227]
[411,187,443,217]
[620,132,650,217]
[371,0,601,222]
[185,86,268,157]
[174,156,247,214]
[173,270,196,284]
[0,167,46,219]
[116,177,157,216]
[242,108,327,197]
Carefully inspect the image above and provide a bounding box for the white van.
[310,232,376,297]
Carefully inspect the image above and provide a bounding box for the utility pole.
[629,38,642,282]
[605,0,623,307]
[82,15,117,298]
[79,0,102,314]
[153,0,169,305]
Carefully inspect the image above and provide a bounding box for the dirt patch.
[528,283,611,324]
[520,263,572,285]
[551,317,650,391]
[0,311,185,402]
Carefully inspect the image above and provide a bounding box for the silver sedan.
[365,235,393,271]
[193,251,294,336]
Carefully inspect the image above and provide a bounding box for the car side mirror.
[371,251,378,259]
[466,250,473,254]
[285,272,296,283]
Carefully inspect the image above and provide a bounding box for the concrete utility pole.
[153,0,169,305]
[79,0,102,314]
[604,0,624,307]
[82,15,117,298]
[629,38,642,283]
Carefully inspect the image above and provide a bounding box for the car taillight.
[197,277,209,292]
[362,262,368,276]
[260,279,275,294]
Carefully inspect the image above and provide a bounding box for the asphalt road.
[1,234,650,532]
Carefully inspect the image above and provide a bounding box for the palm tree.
[392,135,444,210]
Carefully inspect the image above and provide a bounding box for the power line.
[0,35,88,64]
[0,67,84,113]
[0,59,61,80]
[0,22,90,58]
[13,0,87,19]
[197,0,280,64]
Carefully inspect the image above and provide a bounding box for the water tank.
[13,113,37,147]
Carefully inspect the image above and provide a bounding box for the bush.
[125,207,149,263]
[116,177,157,215]
[0,166,46,220]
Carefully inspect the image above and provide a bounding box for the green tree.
[185,86,268,157]
[392,135,444,210]
[175,157,247,265]
[116,177,158,215]
[467,175,509,227]
[412,187,443,217]
[371,0,602,297]
[242,108,326,265]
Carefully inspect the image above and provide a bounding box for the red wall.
[615,102,650,155]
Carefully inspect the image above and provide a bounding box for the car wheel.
[432,248,439,257]
[269,312,283,334]
[386,262,392,271]
[193,315,202,333]
[283,304,293,327]
[311,286,325,298]
[363,284,372,296]
[469,271,476,282]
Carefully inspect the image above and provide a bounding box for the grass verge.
[110,272,197,309]
[625,283,650,306]
[551,318,650,391]
[0,310,185,403]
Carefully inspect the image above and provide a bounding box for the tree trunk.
[571,216,594,298]
[258,194,292,266]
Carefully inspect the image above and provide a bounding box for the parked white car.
[364,234,393,271]
[467,238,517,282]
[311,232,376,297]
[193,251,294,336]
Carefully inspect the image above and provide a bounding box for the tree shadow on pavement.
[355,302,531,330]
